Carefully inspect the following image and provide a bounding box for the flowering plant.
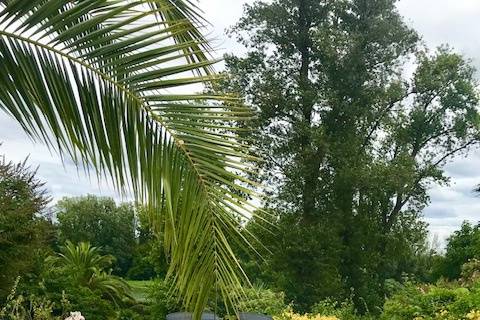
[274,307,338,320]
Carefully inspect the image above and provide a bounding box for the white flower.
[65,311,85,320]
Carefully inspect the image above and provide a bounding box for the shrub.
[381,281,480,320]
[274,308,338,320]
[312,298,367,320]
[1,278,71,320]
[117,308,144,320]
[237,285,286,316]
[11,247,127,319]
[146,279,181,320]
[65,286,116,319]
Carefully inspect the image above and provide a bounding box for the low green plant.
[50,241,134,305]
[312,298,375,320]
[381,280,480,319]
[237,285,287,316]
[146,278,181,320]
[0,278,66,320]
[5,242,140,320]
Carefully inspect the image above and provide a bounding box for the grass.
[127,280,154,303]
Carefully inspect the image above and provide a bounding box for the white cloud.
[397,0,480,71]
[0,113,124,203]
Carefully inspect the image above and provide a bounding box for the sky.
[1,0,480,246]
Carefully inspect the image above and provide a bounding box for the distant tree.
[438,222,480,280]
[127,205,168,280]
[0,156,54,300]
[56,195,136,276]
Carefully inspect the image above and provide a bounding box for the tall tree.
[225,0,480,312]
[0,0,259,314]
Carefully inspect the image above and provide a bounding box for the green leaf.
[0,1,261,317]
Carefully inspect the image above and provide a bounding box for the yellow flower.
[467,310,480,320]
[273,308,339,320]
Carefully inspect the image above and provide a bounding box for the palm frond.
[0,0,259,316]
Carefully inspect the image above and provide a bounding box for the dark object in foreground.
[166,312,221,320]
[238,312,272,320]
[166,312,273,320]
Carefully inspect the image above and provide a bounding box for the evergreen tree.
[0,157,54,300]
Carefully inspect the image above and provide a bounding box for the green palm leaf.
[0,0,259,316]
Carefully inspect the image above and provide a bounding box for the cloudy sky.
[1,0,480,246]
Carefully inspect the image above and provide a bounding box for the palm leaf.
[0,0,259,316]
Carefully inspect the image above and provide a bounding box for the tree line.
[3,153,480,318]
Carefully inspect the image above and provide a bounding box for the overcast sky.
[1,0,480,246]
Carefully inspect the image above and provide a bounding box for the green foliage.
[437,222,480,280]
[146,279,181,320]
[12,250,136,319]
[51,241,134,305]
[127,206,168,280]
[0,0,261,314]
[127,280,153,303]
[0,278,62,320]
[61,286,115,320]
[0,157,54,300]
[312,299,375,320]
[381,280,480,320]
[224,0,480,313]
[238,213,344,311]
[56,196,136,276]
[117,308,144,320]
[460,259,480,284]
[237,285,286,316]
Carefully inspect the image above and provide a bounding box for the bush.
[0,278,61,320]
[312,299,369,320]
[381,281,480,320]
[146,279,181,320]
[0,277,115,320]
[25,267,117,319]
[117,308,144,320]
[65,287,116,319]
[237,285,286,316]
[274,309,339,320]
[10,246,132,320]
